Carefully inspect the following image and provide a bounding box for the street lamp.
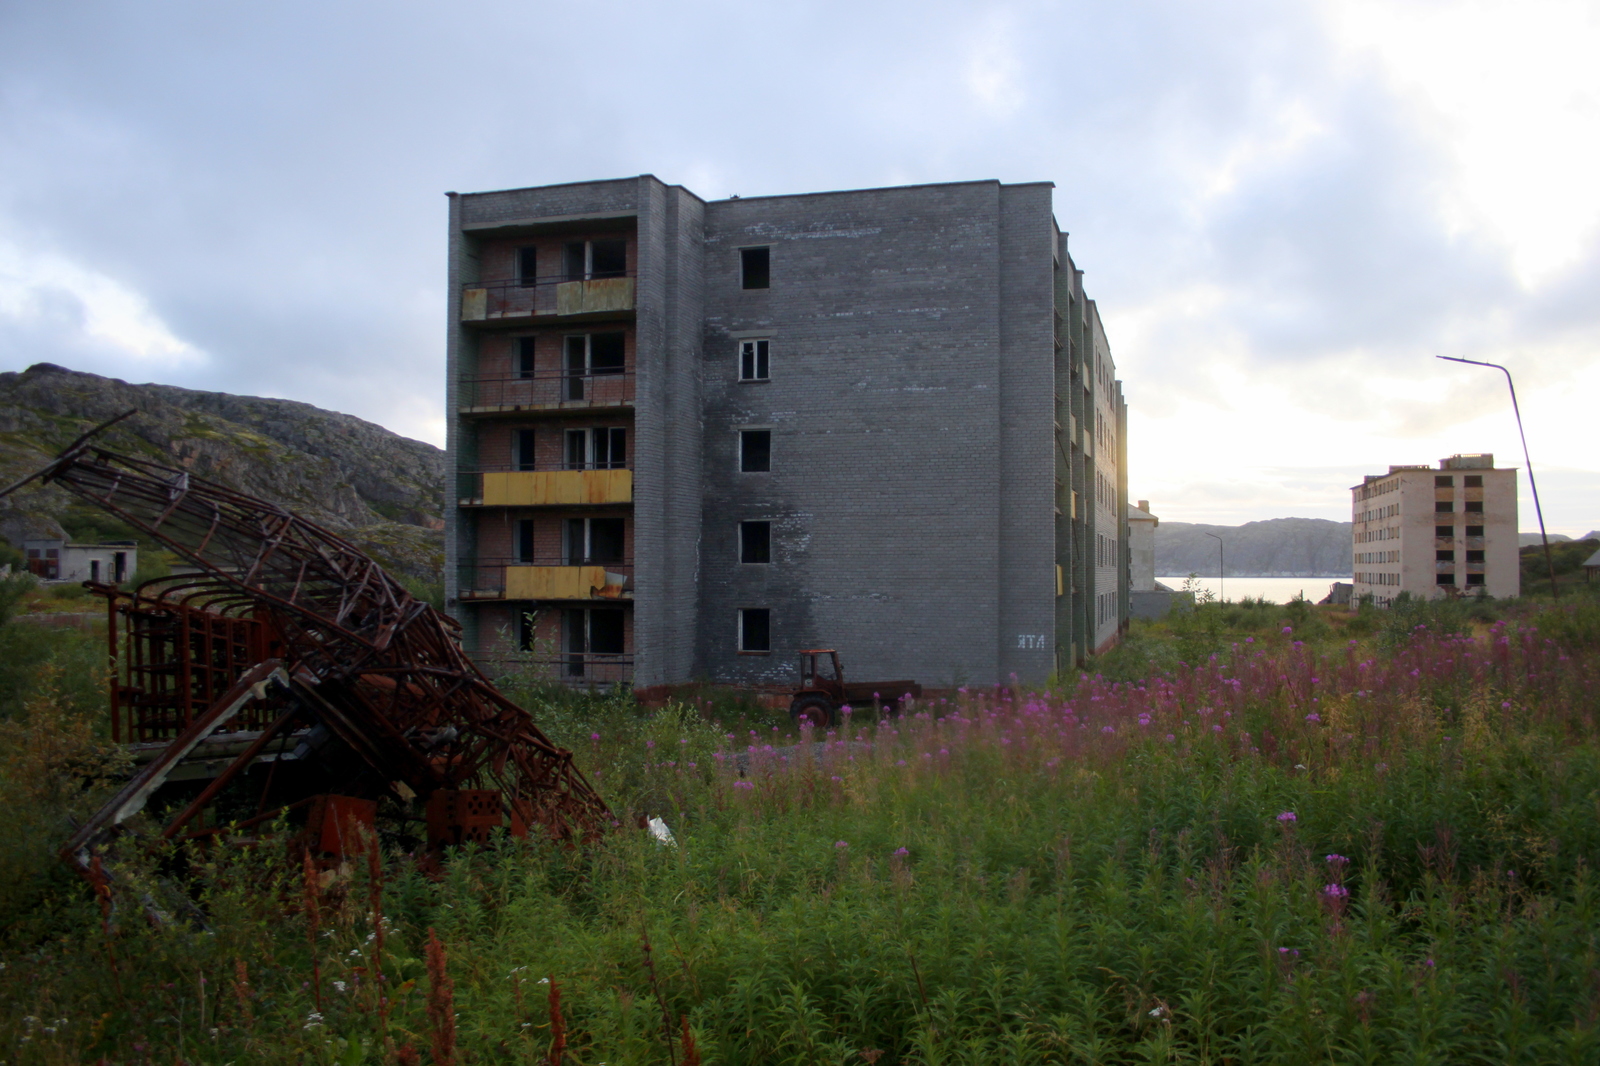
[1203,531,1224,603]
[1435,356,1559,599]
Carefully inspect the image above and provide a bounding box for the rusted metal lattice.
[2,414,611,875]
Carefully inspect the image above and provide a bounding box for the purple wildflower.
[1276,811,1297,823]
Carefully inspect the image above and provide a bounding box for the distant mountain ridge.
[1156,517,1352,578]
[0,363,444,580]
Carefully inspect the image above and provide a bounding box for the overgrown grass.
[4,607,1600,1062]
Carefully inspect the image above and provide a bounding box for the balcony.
[458,560,633,602]
[459,368,634,415]
[458,468,632,507]
[461,275,635,325]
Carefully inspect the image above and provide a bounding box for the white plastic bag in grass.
[647,817,676,846]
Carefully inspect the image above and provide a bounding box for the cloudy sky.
[2,0,1597,532]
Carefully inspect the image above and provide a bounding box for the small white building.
[1350,453,1518,605]
[24,538,137,585]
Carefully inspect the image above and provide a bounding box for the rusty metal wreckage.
[0,411,612,893]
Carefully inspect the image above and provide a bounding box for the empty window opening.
[563,608,626,676]
[564,427,627,470]
[113,552,127,583]
[1436,525,1454,537]
[1435,475,1454,487]
[563,332,626,399]
[517,518,535,563]
[1464,475,1483,488]
[1435,501,1454,513]
[1466,550,1485,563]
[564,517,625,565]
[1466,573,1486,586]
[1466,525,1484,537]
[740,429,771,472]
[517,337,537,379]
[561,239,628,282]
[90,559,101,582]
[738,608,771,653]
[741,247,770,290]
[1436,550,1455,562]
[518,609,537,652]
[740,521,771,564]
[563,241,587,282]
[1436,573,1456,585]
[1465,501,1484,513]
[739,339,770,381]
[590,239,627,278]
[517,247,538,287]
[516,429,537,471]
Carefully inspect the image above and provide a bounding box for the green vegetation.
[2,597,1599,1063]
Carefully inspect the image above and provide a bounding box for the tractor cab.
[791,649,845,727]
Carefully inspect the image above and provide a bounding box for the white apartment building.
[1350,454,1518,605]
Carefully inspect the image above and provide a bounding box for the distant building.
[1127,499,1185,619]
[24,538,136,584]
[1350,454,1518,605]
[444,175,1132,688]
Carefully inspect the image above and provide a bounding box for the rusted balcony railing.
[456,467,633,507]
[460,368,635,411]
[458,559,633,601]
[461,274,636,322]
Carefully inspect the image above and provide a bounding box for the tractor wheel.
[790,695,834,730]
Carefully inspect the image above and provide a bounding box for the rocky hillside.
[0,363,444,581]
[1156,517,1352,578]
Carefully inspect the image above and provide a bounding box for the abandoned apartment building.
[444,175,1130,689]
[1350,453,1519,606]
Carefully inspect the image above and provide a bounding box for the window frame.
[739,338,771,382]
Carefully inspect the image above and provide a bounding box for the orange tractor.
[789,649,922,728]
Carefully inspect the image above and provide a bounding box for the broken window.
[1435,525,1454,537]
[1466,525,1484,537]
[739,608,771,653]
[517,519,536,563]
[1466,550,1485,563]
[1465,501,1483,513]
[564,428,627,470]
[739,339,770,381]
[516,429,537,471]
[740,430,771,472]
[1435,475,1454,487]
[740,521,771,563]
[1435,501,1454,513]
[1436,550,1455,562]
[517,247,538,287]
[1464,475,1483,488]
[741,247,770,290]
[1436,573,1456,585]
[564,517,625,565]
[1466,573,1485,586]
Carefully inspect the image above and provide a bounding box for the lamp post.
[1435,356,1558,599]
[1204,531,1224,603]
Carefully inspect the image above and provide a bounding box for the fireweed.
[3,614,1600,1063]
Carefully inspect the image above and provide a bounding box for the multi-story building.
[1350,454,1519,605]
[444,176,1130,690]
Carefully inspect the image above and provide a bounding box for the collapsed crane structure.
[0,413,611,883]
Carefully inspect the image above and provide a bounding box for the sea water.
[1156,575,1351,605]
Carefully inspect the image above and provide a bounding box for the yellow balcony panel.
[505,565,616,600]
[480,469,632,507]
[461,288,488,321]
[555,277,635,315]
